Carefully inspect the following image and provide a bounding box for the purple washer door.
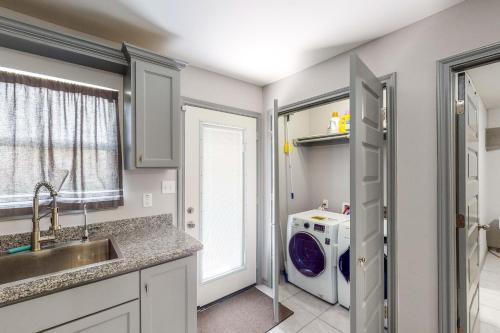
[289,232,326,277]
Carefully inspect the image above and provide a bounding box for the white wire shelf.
[293,129,387,147]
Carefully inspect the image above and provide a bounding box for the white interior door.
[457,72,481,333]
[184,105,257,307]
[350,54,385,333]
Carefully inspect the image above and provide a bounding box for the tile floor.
[257,252,500,333]
[481,252,500,332]
[257,282,349,333]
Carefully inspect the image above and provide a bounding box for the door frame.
[275,72,398,333]
[178,97,265,285]
[437,41,500,333]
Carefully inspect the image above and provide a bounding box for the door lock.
[479,224,490,231]
[187,207,194,214]
[187,221,195,229]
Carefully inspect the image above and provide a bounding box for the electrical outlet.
[143,193,153,207]
[322,199,329,209]
[162,180,176,194]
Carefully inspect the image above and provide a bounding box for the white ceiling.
[468,62,500,110]
[0,0,464,85]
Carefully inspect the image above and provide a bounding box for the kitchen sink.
[0,238,122,285]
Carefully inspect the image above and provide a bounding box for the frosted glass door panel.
[200,124,245,282]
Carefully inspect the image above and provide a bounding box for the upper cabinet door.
[122,42,185,169]
[135,61,180,168]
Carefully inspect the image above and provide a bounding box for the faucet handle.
[50,206,61,231]
[82,203,89,242]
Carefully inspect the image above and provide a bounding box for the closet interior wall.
[277,98,388,270]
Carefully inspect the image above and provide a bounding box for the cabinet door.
[141,255,197,333]
[46,300,139,333]
[135,60,180,168]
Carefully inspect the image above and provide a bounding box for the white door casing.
[272,100,280,322]
[456,72,480,333]
[184,105,257,307]
[350,54,385,333]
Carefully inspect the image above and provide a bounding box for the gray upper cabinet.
[122,43,186,168]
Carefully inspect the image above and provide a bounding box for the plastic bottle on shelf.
[339,113,351,133]
[328,111,340,134]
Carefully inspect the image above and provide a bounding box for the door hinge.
[456,214,465,229]
[456,100,465,115]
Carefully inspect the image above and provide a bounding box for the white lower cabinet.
[0,255,197,333]
[46,300,139,333]
[141,255,197,333]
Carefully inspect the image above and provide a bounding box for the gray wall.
[263,0,500,331]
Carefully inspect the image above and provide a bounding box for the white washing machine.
[287,210,349,304]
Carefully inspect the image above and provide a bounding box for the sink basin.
[0,238,122,285]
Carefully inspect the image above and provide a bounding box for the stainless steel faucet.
[31,181,61,251]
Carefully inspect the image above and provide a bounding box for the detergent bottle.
[339,113,350,133]
[328,112,340,134]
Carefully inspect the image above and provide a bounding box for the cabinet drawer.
[0,272,139,332]
[46,300,139,333]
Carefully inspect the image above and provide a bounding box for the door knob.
[187,221,195,229]
[479,224,490,231]
[187,207,194,214]
[358,257,367,266]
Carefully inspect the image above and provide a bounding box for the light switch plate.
[143,193,153,207]
[162,180,176,194]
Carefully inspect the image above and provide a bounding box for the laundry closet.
[275,84,389,329]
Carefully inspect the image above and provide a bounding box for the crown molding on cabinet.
[0,15,128,74]
[122,42,187,71]
[0,16,189,74]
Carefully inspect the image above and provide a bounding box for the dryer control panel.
[314,224,325,232]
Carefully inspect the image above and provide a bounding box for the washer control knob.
[304,222,310,229]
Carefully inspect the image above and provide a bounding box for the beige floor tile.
[271,297,316,333]
[482,269,500,292]
[481,304,500,328]
[483,253,500,274]
[319,304,350,333]
[299,318,341,333]
[481,321,500,333]
[279,282,301,301]
[481,287,500,310]
[290,291,332,316]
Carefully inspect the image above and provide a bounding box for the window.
[0,69,123,218]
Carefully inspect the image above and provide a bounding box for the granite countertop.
[0,214,202,307]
